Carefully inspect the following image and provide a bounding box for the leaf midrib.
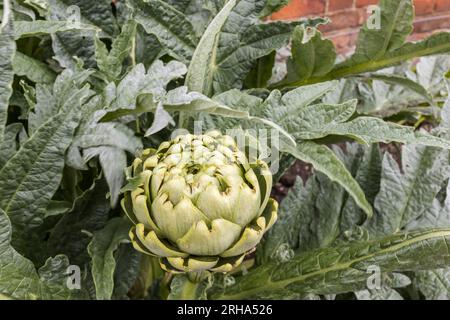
[214,229,450,299]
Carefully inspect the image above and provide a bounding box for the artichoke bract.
[122,131,278,273]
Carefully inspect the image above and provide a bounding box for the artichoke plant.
[122,131,278,273]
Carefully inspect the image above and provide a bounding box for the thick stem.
[178,278,201,300]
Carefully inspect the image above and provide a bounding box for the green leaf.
[95,20,137,80]
[0,76,91,257]
[113,61,187,111]
[282,141,373,218]
[355,287,403,300]
[353,0,414,60]
[358,73,433,105]
[0,123,23,169]
[367,144,450,235]
[127,0,198,63]
[87,217,131,300]
[260,0,290,17]
[212,19,319,94]
[275,31,450,88]
[47,177,111,266]
[339,144,382,231]
[13,51,56,83]
[415,55,450,95]
[312,117,450,149]
[37,254,89,300]
[185,0,237,94]
[282,26,336,85]
[47,0,119,69]
[0,2,15,145]
[415,268,450,300]
[102,86,250,123]
[332,32,450,82]
[168,274,213,300]
[0,208,40,299]
[211,228,450,299]
[287,99,358,140]
[83,146,128,207]
[47,0,119,37]
[187,0,325,95]
[0,209,86,299]
[14,20,98,39]
[112,244,142,299]
[244,51,276,89]
[258,173,347,265]
[405,181,450,231]
[262,81,338,123]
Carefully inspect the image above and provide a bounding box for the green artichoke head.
[122,131,278,273]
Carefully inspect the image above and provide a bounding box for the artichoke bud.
[122,131,278,273]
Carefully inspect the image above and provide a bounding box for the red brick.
[270,0,326,20]
[328,31,358,54]
[414,14,450,32]
[435,0,450,11]
[414,0,435,15]
[319,10,360,32]
[328,0,354,12]
[407,31,433,42]
[355,0,378,8]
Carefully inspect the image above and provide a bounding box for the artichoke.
[122,131,278,273]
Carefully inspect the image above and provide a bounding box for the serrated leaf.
[37,254,89,300]
[0,76,91,257]
[185,0,237,94]
[113,61,187,111]
[95,20,137,80]
[415,268,450,300]
[313,117,450,149]
[211,229,450,299]
[360,73,433,105]
[367,144,450,235]
[112,244,142,299]
[260,0,289,18]
[282,141,373,218]
[0,2,15,145]
[340,144,382,231]
[127,0,198,63]
[87,217,131,300]
[47,0,119,37]
[212,18,321,94]
[47,177,110,266]
[281,26,336,86]
[262,81,338,122]
[405,181,450,230]
[84,146,127,207]
[0,123,23,169]
[355,287,403,300]
[354,0,414,60]
[0,208,40,299]
[47,0,119,69]
[14,20,98,39]
[0,209,86,299]
[289,99,357,140]
[187,0,325,95]
[13,51,56,83]
[275,32,450,88]
[415,55,450,95]
[244,51,276,89]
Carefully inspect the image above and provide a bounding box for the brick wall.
[269,0,450,54]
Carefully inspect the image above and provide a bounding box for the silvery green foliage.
[1,0,450,300]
